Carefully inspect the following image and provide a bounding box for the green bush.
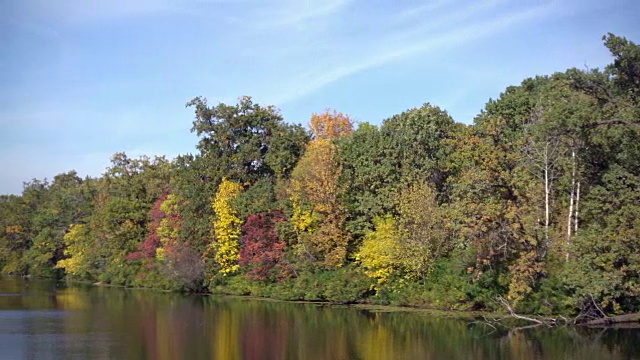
[517,274,574,315]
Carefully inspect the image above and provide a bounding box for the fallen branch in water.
[473,296,569,331]
[497,296,546,326]
[583,313,640,326]
[574,294,610,325]
[473,295,639,331]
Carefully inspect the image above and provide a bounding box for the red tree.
[239,211,289,281]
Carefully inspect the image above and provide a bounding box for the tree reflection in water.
[0,276,638,359]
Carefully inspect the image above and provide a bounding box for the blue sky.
[1,0,639,195]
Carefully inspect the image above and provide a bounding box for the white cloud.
[254,1,560,106]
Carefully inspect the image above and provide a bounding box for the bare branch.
[590,294,608,319]
[498,296,544,325]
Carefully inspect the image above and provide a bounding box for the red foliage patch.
[125,194,169,260]
[239,211,289,281]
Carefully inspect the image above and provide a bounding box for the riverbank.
[7,272,638,328]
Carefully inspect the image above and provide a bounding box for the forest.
[1,33,638,316]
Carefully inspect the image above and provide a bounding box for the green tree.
[23,171,94,277]
[564,165,640,313]
[62,153,171,284]
[0,194,31,274]
[171,154,217,256]
[560,34,640,312]
[380,103,458,196]
[338,123,392,239]
[448,117,542,305]
[396,180,452,281]
[188,95,304,184]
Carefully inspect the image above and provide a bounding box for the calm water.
[0,276,638,360]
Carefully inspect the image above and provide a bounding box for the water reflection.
[1,276,639,359]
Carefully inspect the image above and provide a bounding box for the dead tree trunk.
[583,313,640,326]
[574,180,580,235]
[566,148,576,262]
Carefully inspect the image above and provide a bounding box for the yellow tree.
[289,109,354,268]
[155,194,181,261]
[210,178,243,276]
[56,224,93,278]
[355,216,402,286]
[356,183,452,286]
[309,109,354,140]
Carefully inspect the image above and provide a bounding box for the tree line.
[1,34,639,316]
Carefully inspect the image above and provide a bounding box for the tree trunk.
[566,148,576,262]
[544,146,550,246]
[583,313,640,326]
[574,180,580,235]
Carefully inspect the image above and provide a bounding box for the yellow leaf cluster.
[56,224,90,276]
[155,194,181,260]
[159,193,180,214]
[155,247,166,261]
[157,218,178,243]
[396,180,449,279]
[290,137,349,268]
[309,109,354,140]
[211,178,243,276]
[355,217,402,286]
[291,203,314,233]
[290,139,340,213]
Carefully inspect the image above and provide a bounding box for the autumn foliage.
[126,195,167,260]
[5,35,640,315]
[309,109,354,140]
[210,178,243,276]
[289,109,354,268]
[239,211,288,281]
[126,193,183,261]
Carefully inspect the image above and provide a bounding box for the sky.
[1,0,639,195]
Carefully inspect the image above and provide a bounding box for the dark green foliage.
[603,33,640,107]
[338,123,392,239]
[188,95,307,184]
[208,267,373,304]
[563,166,640,313]
[171,154,216,254]
[265,123,310,179]
[518,272,575,315]
[338,105,459,245]
[380,103,458,194]
[271,266,374,303]
[232,179,278,221]
[0,194,31,274]
[373,258,474,310]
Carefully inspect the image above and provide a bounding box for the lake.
[0,276,638,359]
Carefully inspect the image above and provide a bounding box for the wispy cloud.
[395,0,455,21]
[269,0,353,28]
[2,0,627,194]
[253,0,560,106]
